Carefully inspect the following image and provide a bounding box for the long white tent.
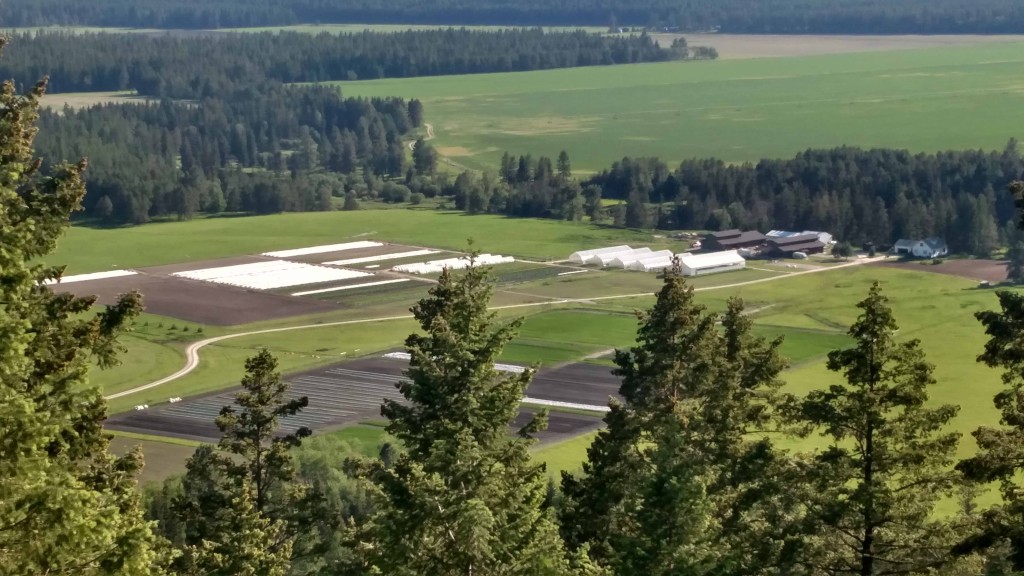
[627,252,683,271]
[591,247,652,267]
[610,249,672,269]
[568,245,631,264]
[679,250,745,276]
[392,253,514,275]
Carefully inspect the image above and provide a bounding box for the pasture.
[338,42,1024,172]
[53,211,680,274]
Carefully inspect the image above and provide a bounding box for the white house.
[569,245,631,264]
[893,237,948,258]
[609,248,668,269]
[679,250,745,277]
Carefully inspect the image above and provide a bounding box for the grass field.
[53,211,679,274]
[40,91,156,110]
[338,43,1024,172]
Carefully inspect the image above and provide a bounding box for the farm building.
[679,250,745,276]
[568,245,632,264]
[596,247,653,267]
[768,234,825,257]
[766,230,834,245]
[893,237,948,258]
[612,249,673,269]
[702,229,766,251]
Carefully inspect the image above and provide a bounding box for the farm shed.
[768,233,825,257]
[702,229,766,251]
[893,237,948,258]
[614,249,673,269]
[597,247,653,267]
[569,245,631,264]
[679,250,745,276]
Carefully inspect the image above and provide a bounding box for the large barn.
[768,234,825,257]
[702,229,766,251]
[679,251,746,276]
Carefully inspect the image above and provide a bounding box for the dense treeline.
[0,30,688,97]
[3,0,1024,33]
[458,145,1024,255]
[34,87,420,223]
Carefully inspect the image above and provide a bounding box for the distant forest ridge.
[0,30,693,97]
[4,0,1024,33]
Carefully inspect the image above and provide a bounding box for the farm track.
[105,256,884,401]
[406,123,473,172]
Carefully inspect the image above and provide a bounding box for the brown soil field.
[872,258,1009,283]
[56,273,340,325]
[140,254,268,275]
[105,355,604,444]
[650,33,1024,60]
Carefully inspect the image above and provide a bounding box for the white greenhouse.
[594,247,652,267]
[615,250,672,270]
[568,245,631,264]
[679,250,745,277]
[392,253,514,275]
[631,258,673,272]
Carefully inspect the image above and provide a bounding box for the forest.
[36,88,419,224]
[446,146,1024,255]
[0,30,686,96]
[3,0,1024,33]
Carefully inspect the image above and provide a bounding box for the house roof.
[924,237,947,251]
[707,230,766,247]
[768,233,820,247]
[709,229,742,239]
[773,240,825,254]
[894,239,916,249]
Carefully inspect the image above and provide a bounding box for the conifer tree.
[789,282,961,575]
[180,480,293,576]
[957,290,1024,569]
[173,350,323,573]
[0,38,164,574]
[347,262,576,575]
[560,265,797,575]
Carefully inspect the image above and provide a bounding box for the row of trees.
[33,87,421,224]
[8,61,1024,574]
[449,145,1024,255]
[0,29,688,97]
[3,0,1024,33]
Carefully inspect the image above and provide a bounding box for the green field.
[53,210,680,274]
[338,43,1024,172]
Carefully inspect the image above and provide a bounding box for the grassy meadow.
[54,210,681,274]
[338,42,1024,172]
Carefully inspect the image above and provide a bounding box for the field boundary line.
[106,256,883,401]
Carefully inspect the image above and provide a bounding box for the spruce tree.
[957,290,1024,569]
[173,350,323,573]
[0,39,164,574]
[560,266,797,575]
[789,282,961,575]
[347,262,574,575]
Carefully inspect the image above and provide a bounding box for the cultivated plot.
[105,355,615,442]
